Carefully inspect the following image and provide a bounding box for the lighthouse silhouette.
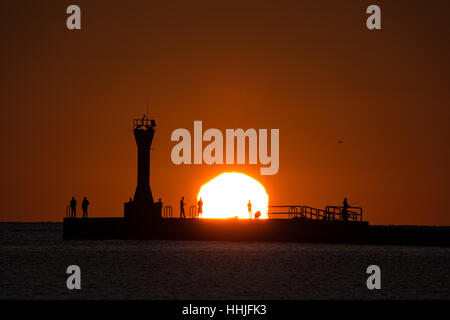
[124,115,161,223]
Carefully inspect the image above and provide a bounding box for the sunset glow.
[197,172,269,219]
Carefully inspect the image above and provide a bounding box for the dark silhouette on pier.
[122,115,162,224]
[342,197,349,222]
[158,198,163,213]
[247,200,252,219]
[198,198,203,217]
[69,197,76,218]
[180,197,186,218]
[82,197,89,218]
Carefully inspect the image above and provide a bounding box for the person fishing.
[342,197,350,222]
[197,197,203,217]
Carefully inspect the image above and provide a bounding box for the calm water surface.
[1,223,449,299]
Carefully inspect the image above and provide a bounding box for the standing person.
[81,197,90,218]
[197,197,203,217]
[70,197,77,218]
[342,197,349,222]
[247,200,252,219]
[180,196,186,218]
[157,198,163,215]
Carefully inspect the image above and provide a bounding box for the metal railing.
[66,205,72,218]
[325,205,363,221]
[189,206,198,218]
[268,204,363,222]
[159,203,363,222]
[162,205,199,218]
[269,205,303,219]
[303,206,328,220]
[133,117,156,129]
[163,205,173,218]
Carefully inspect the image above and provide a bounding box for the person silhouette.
[81,197,90,218]
[70,197,77,218]
[157,198,163,214]
[247,200,252,219]
[197,197,203,217]
[180,196,186,218]
[342,197,349,222]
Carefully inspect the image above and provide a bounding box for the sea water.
[1,223,449,299]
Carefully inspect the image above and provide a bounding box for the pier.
[62,116,450,247]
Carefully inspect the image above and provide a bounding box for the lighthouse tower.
[124,115,161,222]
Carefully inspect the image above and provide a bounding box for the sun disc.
[197,172,269,219]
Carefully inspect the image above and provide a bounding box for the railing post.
[163,205,173,218]
[189,206,197,218]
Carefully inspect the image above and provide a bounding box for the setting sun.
[197,172,269,219]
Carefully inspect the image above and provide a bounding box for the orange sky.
[1,1,449,225]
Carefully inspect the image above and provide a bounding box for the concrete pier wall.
[63,218,450,246]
